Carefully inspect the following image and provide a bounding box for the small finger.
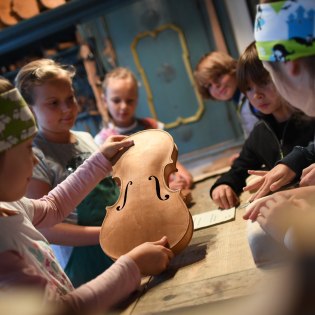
[108,135,128,141]
[251,185,271,200]
[219,195,229,209]
[243,178,264,192]
[226,192,236,208]
[247,170,268,176]
[248,207,261,221]
[269,180,288,192]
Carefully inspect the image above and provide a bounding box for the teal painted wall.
[79,0,244,154]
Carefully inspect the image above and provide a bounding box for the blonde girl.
[95,67,193,191]
[16,59,120,287]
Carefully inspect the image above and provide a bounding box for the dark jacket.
[279,141,315,177]
[210,114,315,197]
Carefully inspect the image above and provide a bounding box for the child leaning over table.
[242,0,315,203]
[0,80,173,314]
[243,0,315,247]
[242,1,315,313]
[210,42,315,265]
[210,42,315,210]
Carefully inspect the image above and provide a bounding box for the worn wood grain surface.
[116,173,267,315]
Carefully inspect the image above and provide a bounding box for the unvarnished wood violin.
[100,129,193,260]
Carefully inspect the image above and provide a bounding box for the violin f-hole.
[148,176,170,201]
[116,181,133,211]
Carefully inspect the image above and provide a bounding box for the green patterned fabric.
[254,0,315,61]
[0,88,37,152]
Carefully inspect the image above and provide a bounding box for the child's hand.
[300,163,315,187]
[178,171,193,189]
[243,193,280,221]
[99,135,134,164]
[211,184,239,209]
[126,236,174,276]
[243,164,296,202]
[243,186,315,221]
[244,187,315,245]
[249,193,291,243]
[169,173,187,190]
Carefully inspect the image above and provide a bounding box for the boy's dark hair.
[236,41,270,94]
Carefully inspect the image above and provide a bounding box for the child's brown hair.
[15,59,75,106]
[236,41,271,95]
[194,51,237,99]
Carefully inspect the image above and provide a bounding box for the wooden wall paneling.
[12,0,40,19]
[204,0,228,53]
[40,0,66,9]
[0,0,19,26]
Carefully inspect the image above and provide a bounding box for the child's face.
[207,73,237,101]
[0,138,38,201]
[263,61,315,117]
[245,80,283,115]
[104,77,138,127]
[32,75,79,134]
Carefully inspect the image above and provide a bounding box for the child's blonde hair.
[102,67,138,96]
[15,59,76,106]
[194,51,237,99]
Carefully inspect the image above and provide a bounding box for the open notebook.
[192,207,236,230]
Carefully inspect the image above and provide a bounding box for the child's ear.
[286,60,301,77]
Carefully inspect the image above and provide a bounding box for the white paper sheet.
[192,207,236,230]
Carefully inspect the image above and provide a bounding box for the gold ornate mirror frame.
[131,23,204,129]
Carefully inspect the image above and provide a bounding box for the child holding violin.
[0,79,173,314]
[15,59,121,288]
[94,67,193,191]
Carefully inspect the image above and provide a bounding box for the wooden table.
[117,173,268,315]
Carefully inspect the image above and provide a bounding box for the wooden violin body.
[100,129,193,260]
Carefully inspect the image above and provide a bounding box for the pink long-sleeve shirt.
[0,152,141,313]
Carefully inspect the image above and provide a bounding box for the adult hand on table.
[243,164,296,202]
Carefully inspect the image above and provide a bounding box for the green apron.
[65,177,119,288]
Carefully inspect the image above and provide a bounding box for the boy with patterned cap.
[242,0,315,250]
